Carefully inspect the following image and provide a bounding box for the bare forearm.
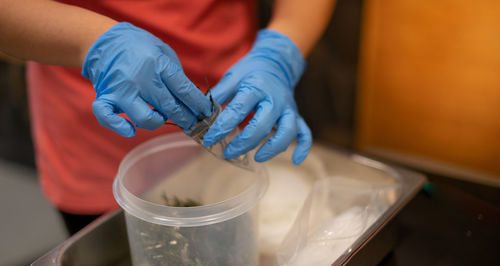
[0,0,117,67]
[267,0,336,56]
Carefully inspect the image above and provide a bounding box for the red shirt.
[27,0,256,214]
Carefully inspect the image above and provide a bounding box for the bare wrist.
[78,19,118,67]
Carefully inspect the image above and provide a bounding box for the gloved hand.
[203,29,312,165]
[82,22,211,137]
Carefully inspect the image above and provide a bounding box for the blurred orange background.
[356,0,500,186]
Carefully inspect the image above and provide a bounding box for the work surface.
[32,169,499,266]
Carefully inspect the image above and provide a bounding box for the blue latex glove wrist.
[203,29,312,164]
[82,22,211,137]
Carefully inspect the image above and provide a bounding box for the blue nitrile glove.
[203,29,312,165]
[82,22,211,137]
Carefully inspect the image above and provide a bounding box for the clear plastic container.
[113,132,268,266]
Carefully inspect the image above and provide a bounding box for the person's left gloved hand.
[203,29,312,165]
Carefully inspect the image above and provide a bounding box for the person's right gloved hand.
[82,22,212,137]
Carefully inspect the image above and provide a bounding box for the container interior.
[114,134,268,266]
[115,133,268,226]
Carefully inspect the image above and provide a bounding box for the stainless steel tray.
[33,146,426,266]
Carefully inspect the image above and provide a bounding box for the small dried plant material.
[161,192,201,207]
[128,190,256,265]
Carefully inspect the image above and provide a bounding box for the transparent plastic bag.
[185,99,253,171]
[276,176,401,266]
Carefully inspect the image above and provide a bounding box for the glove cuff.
[253,29,306,88]
[81,22,136,81]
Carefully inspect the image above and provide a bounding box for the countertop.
[379,172,500,266]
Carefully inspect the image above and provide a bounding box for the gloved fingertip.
[203,94,214,116]
[292,151,307,165]
[119,126,136,138]
[125,131,136,138]
[254,149,272,163]
[292,155,304,165]
[202,129,216,147]
[254,155,264,163]
[254,154,268,163]
[174,116,196,131]
[203,126,228,147]
[203,108,212,119]
[223,145,239,160]
[137,112,166,131]
[203,137,214,147]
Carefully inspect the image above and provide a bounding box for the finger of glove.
[224,100,278,160]
[158,44,182,66]
[203,86,263,147]
[120,97,165,131]
[161,63,212,117]
[149,87,198,129]
[254,109,297,162]
[92,99,136,137]
[292,116,312,165]
[211,72,240,105]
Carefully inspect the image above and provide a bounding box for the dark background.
[0,61,33,166]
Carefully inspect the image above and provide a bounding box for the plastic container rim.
[113,133,269,227]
